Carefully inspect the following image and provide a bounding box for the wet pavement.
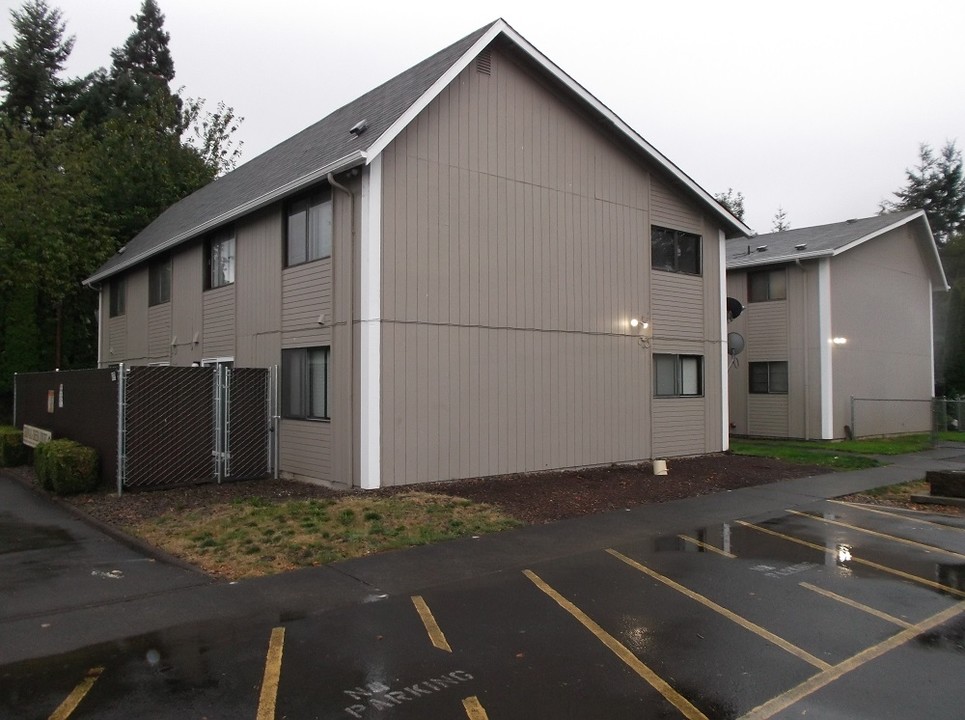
[3,447,965,719]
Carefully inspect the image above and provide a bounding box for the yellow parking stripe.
[678,534,736,558]
[523,569,708,720]
[411,595,453,652]
[256,627,286,720]
[798,582,913,628]
[827,500,965,532]
[787,509,965,560]
[606,549,831,671]
[48,667,103,720]
[739,600,965,719]
[736,520,965,599]
[462,695,490,719]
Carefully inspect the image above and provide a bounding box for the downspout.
[795,259,810,439]
[328,172,356,483]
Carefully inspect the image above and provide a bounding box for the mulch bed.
[47,453,829,527]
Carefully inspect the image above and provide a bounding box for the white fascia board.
[363,19,751,238]
[84,151,367,286]
[719,230,729,451]
[831,211,948,289]
[818,258,834,438]
[726,249,833,271]
[359,154,382,490]
[929,279,936,394]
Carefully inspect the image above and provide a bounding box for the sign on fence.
[22,424,52,448]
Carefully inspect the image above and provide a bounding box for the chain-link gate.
[118,364,274,491]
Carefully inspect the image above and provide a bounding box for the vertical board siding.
[171,244,204,366]
[236,209,282,366]
[147,305,171,361]
[108,316,127,361]
[748,395,790,437]
[125,268,149,362]
[279,420,331,480]
[652,399,707,457]
[377,48,674,485]
[378,325,650,486]
[202,285,235,358]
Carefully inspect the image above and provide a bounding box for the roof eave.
[84,150,368,286]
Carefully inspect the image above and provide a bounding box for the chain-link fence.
[16,365,276,493]
[849,396,965,441]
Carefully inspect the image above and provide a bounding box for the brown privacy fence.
[15,365,276,493]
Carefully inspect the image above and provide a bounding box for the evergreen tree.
[0,0,74,131]
[714,188,746,222]
[881,141,965,245]
[771,206,790,232]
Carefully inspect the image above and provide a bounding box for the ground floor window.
[749,361,788,393]
[654,354,703,397]
[282,346,329,419]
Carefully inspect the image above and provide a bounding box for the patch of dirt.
[44,453,831,527]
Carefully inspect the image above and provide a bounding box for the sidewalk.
[3,443,964,665]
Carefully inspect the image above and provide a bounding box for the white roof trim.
[365,19,752,238]
[85,150,367,285]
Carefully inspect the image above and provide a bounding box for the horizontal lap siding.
[651,176,701,234]
[236,209,281,366]
[282,259,332,348]
[202,286,235,358]
[147,305,171,361]
[748,395,789,437]
[746,301,788,360]
[652,399,706,457]
[652,272,704,342]
[279,420,331,481]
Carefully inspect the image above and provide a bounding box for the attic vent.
[756,245,768,253]
[476,50,492,75]
[846,218,858,224]
[795,243,807,251]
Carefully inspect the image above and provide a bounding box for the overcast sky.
[2,0,963,234]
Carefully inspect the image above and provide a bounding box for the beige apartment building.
[86,19,749,488]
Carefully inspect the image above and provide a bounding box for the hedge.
[0,425,26,467]
[34,439,99,495]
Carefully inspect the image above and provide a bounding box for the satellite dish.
[727,332,745,356]
[727,297,744,321]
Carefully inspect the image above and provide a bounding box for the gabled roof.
[725,210,948,289]
[87,18,750,285]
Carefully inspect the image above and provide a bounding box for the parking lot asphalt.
[3,444,965,719]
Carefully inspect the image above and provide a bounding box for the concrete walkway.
[2,443,964,666]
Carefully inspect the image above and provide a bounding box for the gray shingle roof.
[87,21,495,283]
[88,18,751,285]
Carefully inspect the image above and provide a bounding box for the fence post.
[268,365,278,479]
[850,396,856,439]
[224,365,232,480]
[116,363,126,497]
[213,365,224,484]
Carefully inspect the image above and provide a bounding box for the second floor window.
[207,229,235,289]
[149,256,171,306]
[286,187,333,267]
[652,226,701,275]
[748,269,787,302]
[109,277,126,317]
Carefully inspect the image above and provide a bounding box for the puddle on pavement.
[916,617,965,653]
[0,513,74,554]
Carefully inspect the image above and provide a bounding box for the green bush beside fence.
[0,425,26,467]
[34,439,99,495]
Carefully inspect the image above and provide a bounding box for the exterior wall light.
[630,318,649,330]
[831,337,848,345]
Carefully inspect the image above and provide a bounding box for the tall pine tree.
[0,0,74,131]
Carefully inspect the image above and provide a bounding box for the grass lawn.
[129,492,519,580]
[729,434,932,470]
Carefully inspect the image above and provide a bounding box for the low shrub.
[0,426,26,467]
[34,439,99,495]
